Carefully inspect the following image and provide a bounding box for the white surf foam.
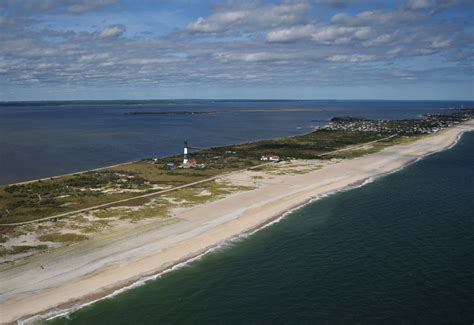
[19,130,470,324]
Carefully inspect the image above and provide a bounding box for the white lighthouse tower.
[183,141,188,164]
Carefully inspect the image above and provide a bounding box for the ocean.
[1,100,472,185]
[44,130,474,324]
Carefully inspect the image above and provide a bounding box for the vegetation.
[325,135,424,159]
[327,108,474,135]
[165,181,254,207]
[0,111,471,261]
[0,129,431,224]
[1,110,471,225]
[38,233,88,243]
[88,180,253,223]
[222,130,385,160]
[77,220,112,233]
[0,245,48,257]
[0,170,157,223]
[252,162,322,175]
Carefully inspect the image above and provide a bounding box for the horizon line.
[1,98,474,103]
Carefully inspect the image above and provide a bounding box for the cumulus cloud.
[430,37,452,49]
[267,24,373,44]
[2,0,118,15]
[403,0,432,10]
[331,10,419,26]
[0,0,472,96]
[99,24,126,38]
[186,1,309,34]
[430,0,474,13]
[215,51,298,62]
[402,0,474,12]
[266,24,316,42]
[121,58,184,65]
[327,54,375,62]
[67,0,117,13]
[393,70,417,80]
[312,26,372,43]
[79,53,111,63]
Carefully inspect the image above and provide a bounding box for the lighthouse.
[183,141,188,164]
[179,140,205,169]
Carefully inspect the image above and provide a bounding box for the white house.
[260,155,280,162]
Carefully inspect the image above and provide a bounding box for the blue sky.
[0,0,473,100]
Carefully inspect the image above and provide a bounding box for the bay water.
[2,100,471,184]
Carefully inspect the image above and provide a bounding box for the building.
[180,158,198,168]
[183,141,189,164]
[180,140,206,169]
[165,163,176,170]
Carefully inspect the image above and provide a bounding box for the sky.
[0,0,473,101]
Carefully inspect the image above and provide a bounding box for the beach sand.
[1,120,473,324]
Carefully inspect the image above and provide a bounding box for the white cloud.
[387,47,403,55]
[99,24,126,38]
[362,34,392,47]
[0,0,471,94]
[331,10,418,26]
[2,0,118,15]
[393,70,417,80]
[428,0,473,13]
[67,0,117,13]
[36,63,61,69]
[403,0,432,10]
[431,37,452,49]
[266,24,316,42]
[79,53,111,63]
[186,1,309,34]
[121,58,184,65]
[312,26,372,43]
[401,0,473,13]
[327,54,375,62]
[267,24,372,44]
[215,51,297,62]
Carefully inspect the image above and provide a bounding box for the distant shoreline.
[1,99,474,106]
[1,120,473,324]
[125,111,216,115]
[123,108,323,115]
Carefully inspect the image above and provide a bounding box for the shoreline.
[1,120,473,324]
[3,123,316,187]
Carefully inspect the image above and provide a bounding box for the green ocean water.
[47,132,474,324]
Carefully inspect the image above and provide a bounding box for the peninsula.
[0,109,473,323]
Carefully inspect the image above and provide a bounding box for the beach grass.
[38,233,88,243]
[117,204,171,222]
[325,135,425,159]
[0,244,49,257]
[78,220,112,233]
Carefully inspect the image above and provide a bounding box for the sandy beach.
[1,120,473,324]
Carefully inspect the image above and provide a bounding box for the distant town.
[324,108,474,135]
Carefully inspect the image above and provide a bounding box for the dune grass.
[38,233,88,243]
[324,135,425,159]
[0,244,49,257]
